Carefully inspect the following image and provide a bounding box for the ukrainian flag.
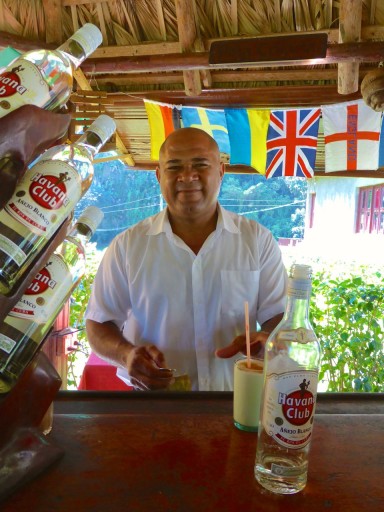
[181,107,230,155]
[225,109,270,174]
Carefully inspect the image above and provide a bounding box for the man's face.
[156,129,224,220]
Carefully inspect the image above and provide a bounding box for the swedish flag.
[181,107,230,155]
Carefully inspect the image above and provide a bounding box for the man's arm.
[86,319,174,390]
[215,312,283,359]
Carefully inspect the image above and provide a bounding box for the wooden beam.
[94,85,361,108]
[338,0,363,94]
[42,0,63,45]
[92,67,374,88]
[175,0,202,96]
[2,26,384,57]
[80,41,384,75]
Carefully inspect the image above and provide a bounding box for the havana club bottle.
[0,206,104,392]
[254,264,321,494]
[0,23,102,117]
[0,114,115,295]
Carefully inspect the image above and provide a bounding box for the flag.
[181,107,230,154]
[224,109,270,173]
[322,99,382,172]
[144,100,181,160]
[265,108,321,179]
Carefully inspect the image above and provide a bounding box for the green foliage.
[310,268,384,392]
[66,243,104,388]
[76,159,308,251]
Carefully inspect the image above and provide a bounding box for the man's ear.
[155,166,161,183]
[220,162,225,179]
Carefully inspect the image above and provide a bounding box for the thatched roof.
[1,0,384,173]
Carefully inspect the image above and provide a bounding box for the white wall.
[301,177,384,263]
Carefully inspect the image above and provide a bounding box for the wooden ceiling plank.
[96,2,108,45]
[154,0,167,41]
[42,0,63,45]
[370,0,377,24]
[338,0,363,94]
[231,0,238,36]
[71,5,79,32]
[175,0,202,96]
[274,0,281,32]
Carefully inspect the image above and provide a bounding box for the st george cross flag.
[144,100,181,160]
[266,108,321,179]
[224,108,270,173]
[181,107,230,154]
[322,99,382,172]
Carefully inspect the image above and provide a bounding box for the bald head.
[159,128,220,165]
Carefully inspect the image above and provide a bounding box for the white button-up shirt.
[85,205,287,391]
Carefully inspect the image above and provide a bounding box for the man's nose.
[178,166,198,181]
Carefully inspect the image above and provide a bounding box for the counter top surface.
[2,392,383,512]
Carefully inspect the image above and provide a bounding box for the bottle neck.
[56,39,87,69]
[67,222,94,244]
[74,131,104,157]
[282,278,311,328]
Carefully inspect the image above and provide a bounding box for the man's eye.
[167,166,181,171]
[194,163,208,169]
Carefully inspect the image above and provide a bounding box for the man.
[85,127,287,391]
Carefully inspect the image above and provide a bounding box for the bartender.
[85,127,287,391]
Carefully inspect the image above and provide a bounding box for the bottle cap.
[76,206,104,234]
[290,264,312,280]
[70,23,103,58]
[88,115,116,145]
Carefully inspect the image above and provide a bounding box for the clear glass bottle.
[0,114,115,295]
[254,263,321,495]
[0,23,102,117]
[0,206,104,392]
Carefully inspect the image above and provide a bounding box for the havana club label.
[3,159,81,240]
[0,59,50,116]
[9,254,73,323]
[262,369,318,449]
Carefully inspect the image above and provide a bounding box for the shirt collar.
[146,204,240,236]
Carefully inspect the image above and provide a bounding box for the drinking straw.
[244,301,251,369]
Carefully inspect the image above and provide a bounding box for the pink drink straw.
[244,301,251,369]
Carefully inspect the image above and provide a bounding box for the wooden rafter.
[41,0,62,44]
[175,0,202,97]
[338,0,363,94]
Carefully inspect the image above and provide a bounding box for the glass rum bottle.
[254,263,321,494]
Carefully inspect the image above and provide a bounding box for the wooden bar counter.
[2,391,383,512]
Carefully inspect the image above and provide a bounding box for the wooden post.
[175,0,202,96]
[338,0,363,94]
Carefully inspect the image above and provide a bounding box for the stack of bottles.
[0,23,116,393]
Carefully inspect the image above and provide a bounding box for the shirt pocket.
[221,270,260,319]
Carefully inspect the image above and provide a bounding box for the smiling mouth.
[177,188,202,193]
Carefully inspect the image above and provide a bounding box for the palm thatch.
[0,1,383,168]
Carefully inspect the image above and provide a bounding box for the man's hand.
[215,331,270,359]
[126,344,175,391]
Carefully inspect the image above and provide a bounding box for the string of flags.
[144,98,384,179]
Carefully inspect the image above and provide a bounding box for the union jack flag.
[266,108,321,178]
